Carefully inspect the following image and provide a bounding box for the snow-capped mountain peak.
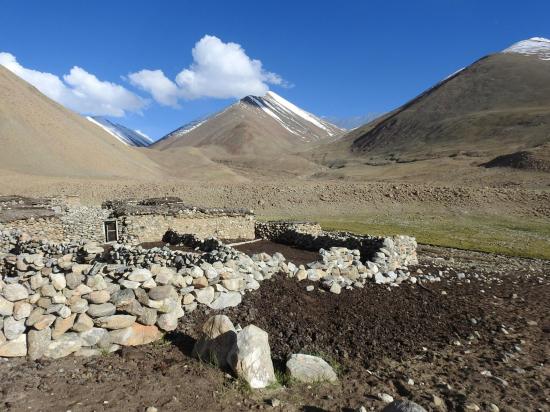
[502,37,550,61]
[153,91,344,151]
[241,91,344,141]
[86,116,153,147]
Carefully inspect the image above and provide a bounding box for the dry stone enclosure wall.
[255,221,418,273]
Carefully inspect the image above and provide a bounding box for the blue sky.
[1,0,549,140]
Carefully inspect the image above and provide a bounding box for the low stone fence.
[0,218,65,245]
[255,221,418,272]
[0,236,285,359]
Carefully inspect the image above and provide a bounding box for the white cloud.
[127,69,181,107]
[0,52,145,117]
[129,35,285,107]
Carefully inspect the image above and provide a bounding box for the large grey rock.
[69,298,88,313]
[80,327,108,346]
[40,284,57,297]
[381,400,427,412]
[65,272,83,289]
[227,324,276,389]
[128,268,153,282]
[111,289,135,307]
[208,292,242,310]
[221,278,245,291]
[87,274,107,290]
[26,307,45,327]
[156,311,179,331]
[84,290,111,304]
[155,297,177,313]
[138,308,157,326]
[0,333,27,357]
[33,314,56,330]
[155,268,175,285]
[30,274,45,290]
[44,333,82,358]
[148,285,175,301]
[0,296,14,316]
[4,316,26,340]
[72,313,94,332]
[120,280,140,289]
[134,287,149,305]
[50,273,67,290]
[286,354,337,383]
[192,315,237,368]
[2,284,29,301]
[194,287,215,304]
[28,327,52,360]
[52,313,77,339]
[87,303,116,318]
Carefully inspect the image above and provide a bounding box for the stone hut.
[1,196,255,245]
[102,198,255,244]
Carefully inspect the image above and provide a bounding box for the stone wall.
[0,218,65,244]
[60,206,111,243]
[119,214,255,244]
[255,221,418,272]
[0,205,109,246]
[0,236,284,359]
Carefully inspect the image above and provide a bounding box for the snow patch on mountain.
[246,95,301,137]
[264,91,336,135]
[170,119,208,136]
[86,116,153,147]
[503,37,550,61]
[243,91,344,141]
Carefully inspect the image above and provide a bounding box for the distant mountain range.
[1,37,549,181]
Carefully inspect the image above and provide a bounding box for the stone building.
[0,196,255,245]
[103,198,255,243]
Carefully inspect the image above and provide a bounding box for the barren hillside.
[0,66,161,178]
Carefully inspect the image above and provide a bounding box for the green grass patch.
[258,213,550,260]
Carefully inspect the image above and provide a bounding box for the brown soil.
[1,247,548,412]
[233,240,321,266]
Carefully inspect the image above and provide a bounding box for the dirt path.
[0,248,548,412]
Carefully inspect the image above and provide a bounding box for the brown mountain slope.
[152,92,343,157]
[313,52,550,168]
[348,53,550,161]
[0,65,162,178]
